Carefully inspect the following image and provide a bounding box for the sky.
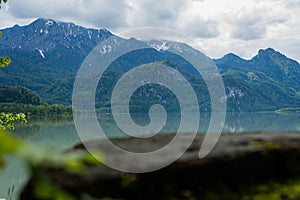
[0,0,299,61]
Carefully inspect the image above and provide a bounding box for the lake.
[1,112,300,199]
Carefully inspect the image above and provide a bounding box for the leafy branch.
[0,0,26,130]
[0,112,27,130]
[0,0,8,9]
[0,130,103,199]
[0,32,12,67]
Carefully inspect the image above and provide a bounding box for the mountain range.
[0,18,299,112]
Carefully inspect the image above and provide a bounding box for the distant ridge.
[0,18,299,111]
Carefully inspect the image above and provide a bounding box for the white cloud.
[229,1,291,40]
[178,18,220,38]
[6,0,130,29]
[125,0,186,31]
[0,0,299,61]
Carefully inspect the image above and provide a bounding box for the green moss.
[120,173,137,188]
[196,180,300,200]
[242,180,300,200]
[249,141,282,150]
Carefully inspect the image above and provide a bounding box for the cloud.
[179,18,220,38]
[126,0,220,38]
[287,0,300,8]
[0,0,299,62]
[126,0,185,28]
[7,0,129,29]
[230,15,267,41]
[229,1,291,41]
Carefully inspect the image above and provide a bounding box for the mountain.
[215,53,247,71]
[215,48,300,111]
[0,18,113,104]
[216,48,300,89]
[0,18,112,51]
[0,18,299,112]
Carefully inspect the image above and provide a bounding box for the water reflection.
[7,112,300,149]
[222,112,300,133]
[11,117,80,150]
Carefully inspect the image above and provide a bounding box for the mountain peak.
[253,47,300,68]
[216,53,246,63]
[33,18,55,23]
[222,53,243,60]
[265,47,276,52]
[31,18,58,27]
[214,52,247,71]
[0,18,114,55]
[30,18,111,33]
[258,47,277,55]
[255,47,290,62]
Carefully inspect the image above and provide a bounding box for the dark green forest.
[0,86,72,116]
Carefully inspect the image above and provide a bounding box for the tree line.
[0,103,73,117]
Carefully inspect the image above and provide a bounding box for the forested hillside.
[1,19,299,112]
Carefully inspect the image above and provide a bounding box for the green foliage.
[0,129,24,167]
[0,86,44,105]
[0,103,73,117]
[3,47,300,112]
[241,180,300,200]
[0,0,8,9]
[0,129,103,199]
[26,147,103,200]
[0,0,8,8]
[1,5,90,198]
[0,86,72,117]
[0,56,11,67]
[35,184,73,200]
[0,25,11,67]
[0,112,27,130]
[34,174,74,200]
[18,144,103,172]
[248,141,282,152]
[0,14,24,131]
[24,147,103,200]
[221,70,300,112]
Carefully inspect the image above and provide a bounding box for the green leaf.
[17,144,103,172]
[0,130,24,168]
[0,112,27,130]
[0,56,11,67]
[34,173,74,200]
[0,130,24,153]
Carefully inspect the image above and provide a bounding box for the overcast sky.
[0,0,299,61]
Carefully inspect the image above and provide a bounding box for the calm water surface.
[1,112,300,199]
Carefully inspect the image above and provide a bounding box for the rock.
[21,132,300,199]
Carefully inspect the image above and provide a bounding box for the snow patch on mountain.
[88,30,92,40]
[100,45,112,54]
[227,87,244,98]
[220,87,244,103]
[45,20,54,26]
[149,40,170,51]
[36,48,45,59]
